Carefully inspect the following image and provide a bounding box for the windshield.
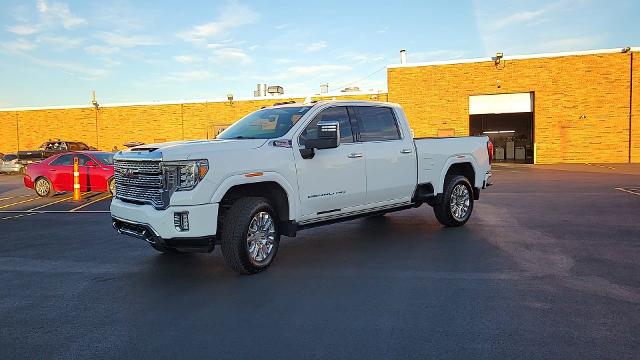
[218,106,311,140]
[92,153,114,165]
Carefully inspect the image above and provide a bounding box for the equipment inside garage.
[469,93,534,164]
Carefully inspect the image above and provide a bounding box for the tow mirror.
[306,121,340,150]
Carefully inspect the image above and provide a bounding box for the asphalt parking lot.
[1,164,639,359]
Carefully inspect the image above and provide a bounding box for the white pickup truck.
[111,100,492,274]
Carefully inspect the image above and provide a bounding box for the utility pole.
[92,90,100,149]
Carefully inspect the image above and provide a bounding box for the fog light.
[174,212,189,232]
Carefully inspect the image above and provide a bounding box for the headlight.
[163,159,209,191]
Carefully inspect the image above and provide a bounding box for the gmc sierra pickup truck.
[111,100,492,274]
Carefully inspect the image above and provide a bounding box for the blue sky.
[0,0,638,107]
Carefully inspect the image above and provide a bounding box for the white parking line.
[1,213,38,220]
[614,187,640,196]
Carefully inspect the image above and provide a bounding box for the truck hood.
[122,139,269,161]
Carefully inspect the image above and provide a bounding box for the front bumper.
[110,198,219,252]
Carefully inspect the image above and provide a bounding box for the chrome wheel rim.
[35,179,49,196]
[450,184,470,221]
[246,211,276,266]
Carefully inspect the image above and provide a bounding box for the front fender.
[210,172,298,220]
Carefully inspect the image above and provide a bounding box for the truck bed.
[414,136,491,193]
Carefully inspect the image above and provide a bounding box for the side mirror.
[85,160,97,167]
[306,121,340,150]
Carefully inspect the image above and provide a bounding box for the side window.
[50,154,73,166]
[354,107,401,142]
[50,154,91,166]
[300,107,354,145]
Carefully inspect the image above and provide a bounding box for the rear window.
[2,154,17,161]
[354,107,401,142]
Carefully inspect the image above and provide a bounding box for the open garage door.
[469,93,534,164]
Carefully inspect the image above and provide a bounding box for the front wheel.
[108,178,116,196]
[220,197,280,274]
[433,175,474,227]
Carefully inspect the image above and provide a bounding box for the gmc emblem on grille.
[120,168,137,178]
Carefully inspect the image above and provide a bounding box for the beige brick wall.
[0,93,387,154]
[632,51,640,162]
[388,52,636,164]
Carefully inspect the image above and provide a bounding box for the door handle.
[347,153,363,158]
[400,149,413,154]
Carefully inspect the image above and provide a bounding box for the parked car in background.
[17,141,97,165]
[0,154,24,173]
[24,151,115,197]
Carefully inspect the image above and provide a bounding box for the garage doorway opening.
[469,93,534,164]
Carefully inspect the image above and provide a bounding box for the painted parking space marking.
[0,194,33,202]
[70,194,112,212]
[614,187,640,196]
[26,196,74,211]
[1,213,38,220]
[0,196,40,209]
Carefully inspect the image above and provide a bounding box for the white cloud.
[162,70,214,82]
[338,52,386,64]
[286,64,352,77]
[376,26,389,34]
[37,35,83,50]
[5,0,86,37]
[36,0,87,29]
[489,9,547,31]
[84,45,120,55]
[303,40,327,52]
[174,55,202,64]
[177,2,259,42]
[6,24,41,35]
[96,32,161,48]
[274,23,288,30]
[24,54,107,79]
[408,49,468,62]
[1,38,37,52]
[211,47,252,64]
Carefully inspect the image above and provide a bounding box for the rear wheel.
[34,177,55,197]
[433,175,474,227]
[220,197,280,274]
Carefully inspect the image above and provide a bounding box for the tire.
[34,177,55,197]
[150,243,181,254]
[108,177,116,196]
[220,197,280,275]
[433,175,474,227]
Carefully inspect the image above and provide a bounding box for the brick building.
[388,48,639,164]
[0,47,638,164]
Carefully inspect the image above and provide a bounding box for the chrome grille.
[114,159,167,209]
[114,160,161,173]
[114,173,163,188]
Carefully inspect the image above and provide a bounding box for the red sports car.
[24,151,115,197]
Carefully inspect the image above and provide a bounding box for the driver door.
[294,106,366,220]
